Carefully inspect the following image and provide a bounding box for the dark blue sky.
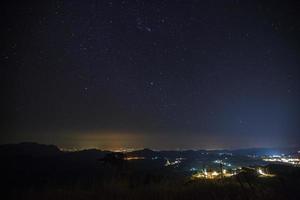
[2,0,300,150]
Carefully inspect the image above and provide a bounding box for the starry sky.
[2,0,300,150]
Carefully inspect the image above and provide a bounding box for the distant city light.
[190,167,197,171]
[218,152,233,156]
[164,158,181,166]
[124,156,145,160]
[213,160,232,167]
[263,155,300,166]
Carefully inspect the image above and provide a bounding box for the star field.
[2,0,300,149]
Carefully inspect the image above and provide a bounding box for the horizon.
[1,141,299,152]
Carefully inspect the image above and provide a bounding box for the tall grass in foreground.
[9,173,297,200]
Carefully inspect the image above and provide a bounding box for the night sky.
[2,0,300,150]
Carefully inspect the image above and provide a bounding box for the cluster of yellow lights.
[222,169,236,177]
[192,169,236,180]
[192,168,275,180]
[257,168,275,177]
[124,156,145,160]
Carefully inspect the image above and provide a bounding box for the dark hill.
[0,142,61,157]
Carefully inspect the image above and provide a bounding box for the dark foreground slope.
[1,143,300,200]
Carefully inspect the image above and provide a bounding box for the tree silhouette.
[98,152,127,170]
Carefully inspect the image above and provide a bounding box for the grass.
[7,171,298,200]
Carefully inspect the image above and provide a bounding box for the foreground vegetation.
[5,164,300,200]
[1,144,299,200]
